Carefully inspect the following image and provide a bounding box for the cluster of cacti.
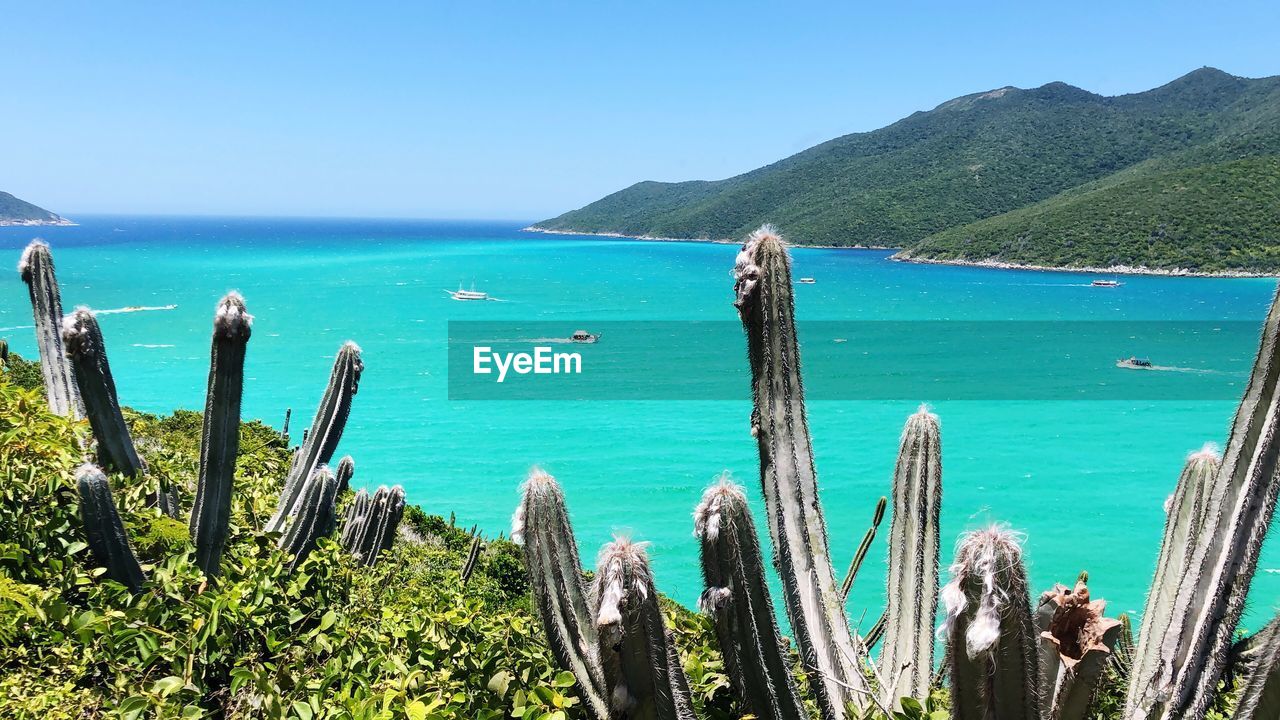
[17,241,375,591]
[17,240,81,418]
[267,341,363,533]
[190,292,252,577]
[339,484,406,567]
[512,225,1280,720]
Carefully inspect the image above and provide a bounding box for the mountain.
[533,67,1280,273]
[0,192,72,226]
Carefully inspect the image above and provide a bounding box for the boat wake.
[131,343,176,348]
[1119,363,1236,376]
[95,304,178,315]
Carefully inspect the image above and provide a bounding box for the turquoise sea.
[3,216,1279,632]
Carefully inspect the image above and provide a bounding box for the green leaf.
[319,609,337,631]
[551,670,575,688]
[487,670,512,697]
[291,700,314,720]
[152,675,185,697]
[405,699,427,720]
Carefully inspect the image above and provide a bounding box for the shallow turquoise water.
[3,216,1278,633]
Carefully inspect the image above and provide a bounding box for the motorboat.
[1117,356,1154,369]
[446,284,488,301]
[1091,279,1122,287]
[570,330,600,343]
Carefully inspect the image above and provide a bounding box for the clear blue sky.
[3,1,1278,221]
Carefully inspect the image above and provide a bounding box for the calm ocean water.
[3,216,1278,632]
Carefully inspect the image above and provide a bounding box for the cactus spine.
[62,308,143,477]
[733,224,868,716]
[1037,579,1123,720]
[694,480,807,720]
[460,533,482,586]
[594,537,696,720]
[880,406,942,705]
[17,240,82,418]
[76,464,145,593]
[512,471,610,720]
[1129,288,1280,720]
[1235,615,1280,720]
[1126,445,1220,717]
[189,293,251,578]
[267,342,363,533]
[334,455,355,495]
[278,467,338,571]
[841,495,887,599]
[940,527,1039,720]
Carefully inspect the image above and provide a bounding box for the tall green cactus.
[347,484,404,567]
[1234,615,1280,720]
[267,341,363,533]
[594,536,696,720]
[512,470,610,720]
[190,292,251,578]
[340,488,372,548]
[694,479,807,720]
[460,533,482,586]
[733,224,868,716]
[278,467,338,571]
[881,406,942,705]
[76,463,145,593]
[1128,288,1280,720]
[1126,445,1220,717]
[62,308,143,477]
[334,455,355,495]
[18,240,82,418]
[940,526,1038,720]
[1037,578,1123,720]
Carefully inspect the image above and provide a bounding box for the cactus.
[282,407,292,444]
[340,488,372,548]
[940,526,1039,720]
[1112,613,1135,681]
[76,463,145,593]
[512,470,610,720]
[1037,578,1123,720]
[334,455,355,495]
[17,240,82,418]
[1234,616,1280,720]
[460,533,482,586]
[841,496,887,600]
[1126,445,1220,717]
[733,224,868,716]
[694,479,807,720]
[278,467,338,571]
[189,293,252,578]
[267,342,363,533]
[593,536,697,720]
[865,611,888,650]
[880,406,943,705]
[1127,288,1280,720]
[348,484,404,567]
[62,308,144,477]
[0,338,8,364]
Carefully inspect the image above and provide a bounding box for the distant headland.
[0,191,74,226]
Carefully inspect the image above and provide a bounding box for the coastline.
[523,226,1275,278]
[0,218,77,227]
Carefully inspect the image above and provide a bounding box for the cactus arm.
[340,488,372,549]
[695,480,807,720]
[1235,616,1280,720]
[881,406,943,705]
[189,293,251,578]
[594,537,697,720]
[864,610,888,650]
[734,225,868,716]
[334,455,355,495]
[461,534,482,586]
[18,240,82,418]
[513,471,610,720]
[940,527,1039,720]
[1135,289,1280,720]
[267,342,362,533]
[76,464,146,593]
[62,308,143,476]
[1125,447,1219,717]
[278,467,338,571]
[841,496,887,600]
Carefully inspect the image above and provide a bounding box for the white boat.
[570,330,600,343]
[1091,279,1122,287]
[445,284,488,301]
[798,277,816,284]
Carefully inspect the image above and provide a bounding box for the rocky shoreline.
[0,218,76,227]
[522,226,1274,278]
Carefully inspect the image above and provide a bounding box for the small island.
[0,191,74,226]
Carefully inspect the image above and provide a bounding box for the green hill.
[0,191,71,226]
[533,67,1280,273]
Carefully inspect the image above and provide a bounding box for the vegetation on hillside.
[0,191,67,224]
[533,67,1280,273]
